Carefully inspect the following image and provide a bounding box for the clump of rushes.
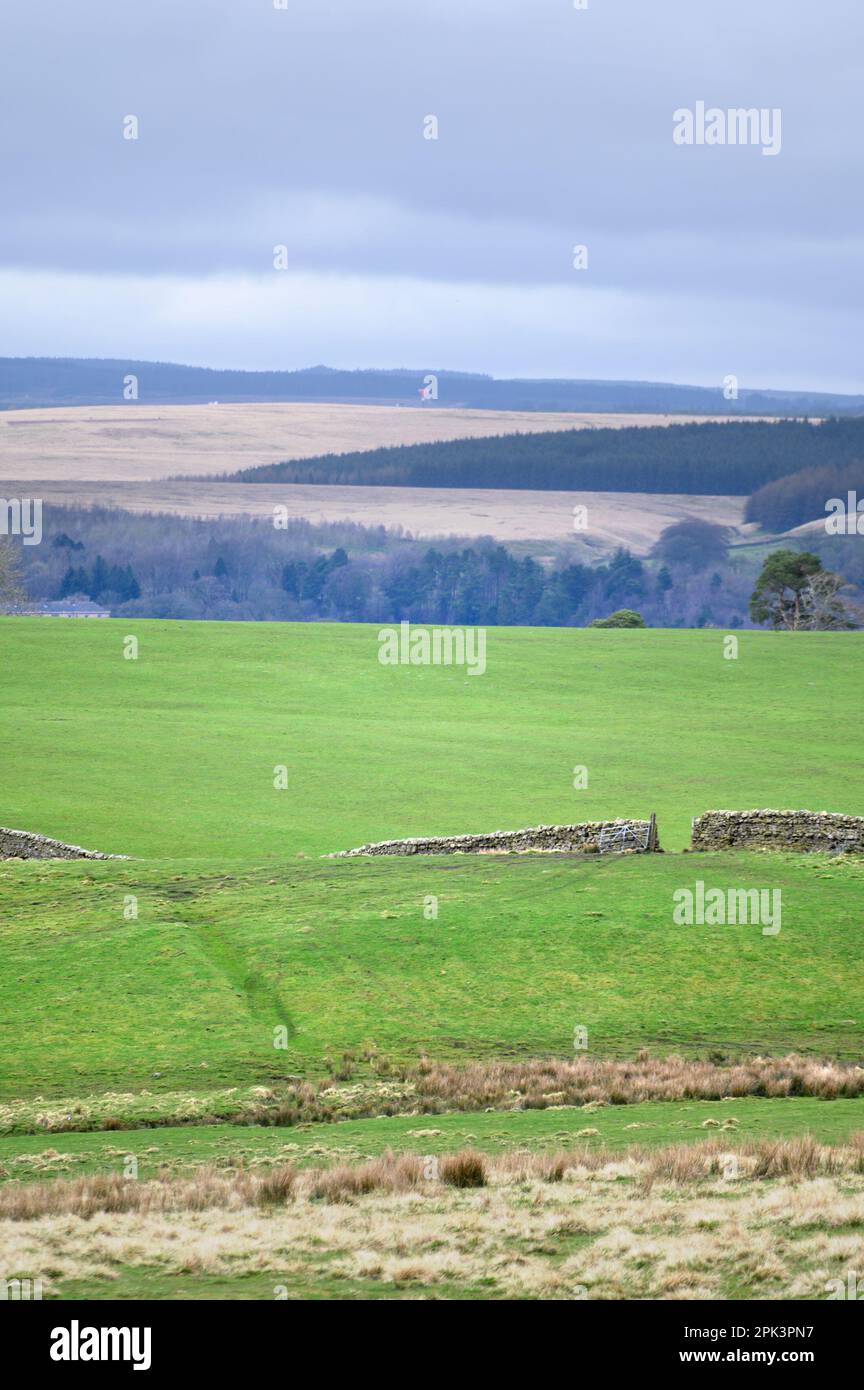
[440,1150,487,1188]
[308,1151,425,1203]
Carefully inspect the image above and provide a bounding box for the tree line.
[746,460,864,531]
[7,504,782,630]
[216,417,864,496]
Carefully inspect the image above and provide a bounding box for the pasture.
[1,619,861,860]
[1,616,862,1299]
[1,851,863,1099]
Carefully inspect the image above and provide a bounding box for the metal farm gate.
[598,813,658,855]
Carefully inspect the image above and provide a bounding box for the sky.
[1,0,862,390]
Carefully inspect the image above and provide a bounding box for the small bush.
[589,609,646,629]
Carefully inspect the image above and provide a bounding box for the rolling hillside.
[1,617,862,1095]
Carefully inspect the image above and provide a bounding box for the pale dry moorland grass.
[3,1142,864,1300]
[16,480,746,555]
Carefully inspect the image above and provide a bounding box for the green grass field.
[1,617,862,1093]
[1,851,863,1098]
[1,617,863,1300]
[2,618,863,857]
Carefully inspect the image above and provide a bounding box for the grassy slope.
[2,618,863,1301]
[1,851,863,1098]
[1,617,863,1099]
[1,618,863,859]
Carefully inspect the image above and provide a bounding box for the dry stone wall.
[330,819,658,857]
[0,827,123,860]
[691,810,864,855]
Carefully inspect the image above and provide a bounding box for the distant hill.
[1,356,863,415]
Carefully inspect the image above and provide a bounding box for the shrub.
[589,609,646,629]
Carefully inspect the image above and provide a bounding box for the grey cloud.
[0,0,861,383]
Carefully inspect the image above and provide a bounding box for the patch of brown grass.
[6,1138,864,1222]
[750,1136,841,1181]
[307,1151,426,1203]
[0,1165,297,1220]
[253,1167,296,1207]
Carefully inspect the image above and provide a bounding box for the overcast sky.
[1,0,861,389]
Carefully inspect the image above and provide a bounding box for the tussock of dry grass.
[0,1165,296,1220]
[439,1150,487,1188]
